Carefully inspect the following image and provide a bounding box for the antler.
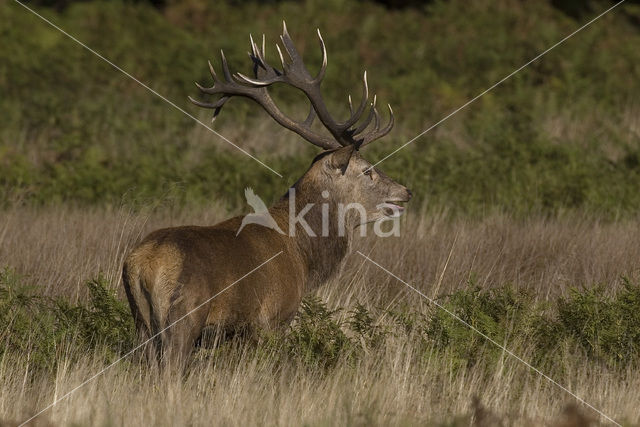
[189,22,394,150]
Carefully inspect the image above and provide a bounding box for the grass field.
[3,0,640,425]
[2,207,640,425]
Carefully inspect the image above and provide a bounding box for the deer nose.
[406,188,413,200]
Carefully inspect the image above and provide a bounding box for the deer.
[122,22,412,366]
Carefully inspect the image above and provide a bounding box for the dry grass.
[2,206,638,300]
[1,206,639,426]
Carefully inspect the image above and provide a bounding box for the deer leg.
[160,301,209,370]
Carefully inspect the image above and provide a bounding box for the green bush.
[425,286,539,369]
[282,296,355,369]
[554,278,640,366]
[255,280,640,374]
[3,265,640,376]
[54,275,135,357]
[0,267,135,371]
[348,302,387,348]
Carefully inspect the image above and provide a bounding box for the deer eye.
[363,169,373,178]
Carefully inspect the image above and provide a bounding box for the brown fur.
[123,146,411,364]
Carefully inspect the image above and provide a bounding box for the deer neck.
[270,184,351,291]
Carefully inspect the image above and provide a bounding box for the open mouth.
[378,201,407,217]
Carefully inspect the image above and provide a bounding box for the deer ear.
[327,145,356,175]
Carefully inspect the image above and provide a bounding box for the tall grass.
[1,206,640,425]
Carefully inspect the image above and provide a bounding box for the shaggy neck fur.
[270,177,352,291]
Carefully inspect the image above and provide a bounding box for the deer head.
[190,22,411,232]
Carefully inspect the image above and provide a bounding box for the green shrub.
[348,302,387,348]
[554,278,640,367]
[424,286,540,369]
[0,267,135,372]
[55,275,135,358]
[3,265,640,376]
[283,297,354,369]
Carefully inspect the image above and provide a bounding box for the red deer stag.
[122,22,412,365]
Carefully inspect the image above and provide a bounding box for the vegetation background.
[1,0,640,425]
[2,0,640,216]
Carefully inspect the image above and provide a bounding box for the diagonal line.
[19,250,283,427]
[356,250,621,426]
[13,0,283,178]
[367,0,626,172]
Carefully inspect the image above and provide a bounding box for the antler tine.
[235,72,269,86]
[372,96,380,131]
[194,78,214,94]
[248,34,261,64]
[278,21,319,88]
[188,94,229,122]
[237,34,284,86]
[339,71,369,131]
[280,21,303,65]
[188,94,227,109]
[219,50,233,82]
[275,44,287,71]
[194,81,211,93]
[353,94,377,136]
[247,35,263,81]
[207,60,217,80]
[359,104,394,147]
[314,29,328,83]
[249,34,269,71]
